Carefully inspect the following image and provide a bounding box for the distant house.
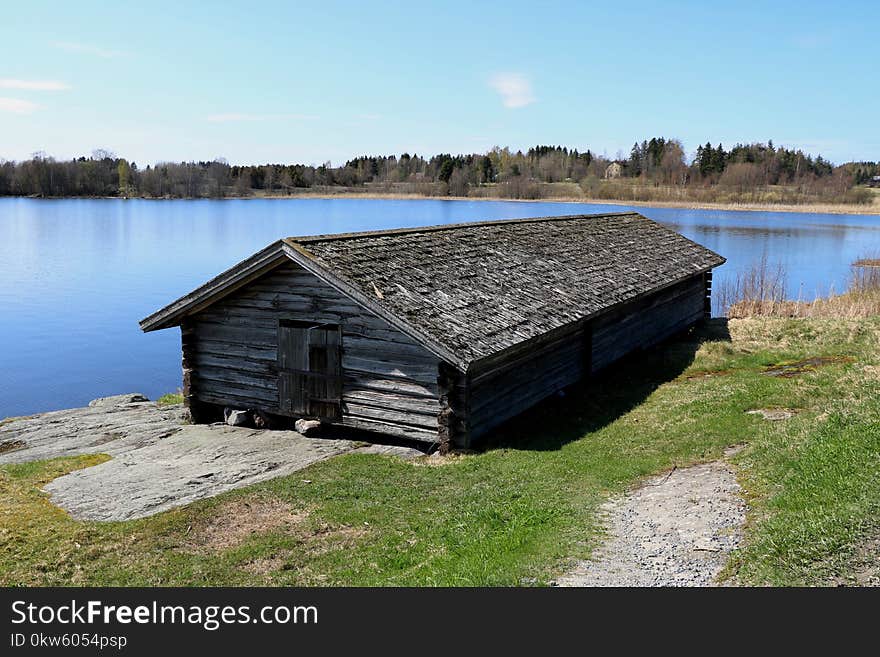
[604,162,624,179]
[141,213,724,449]
[870,175,880,187]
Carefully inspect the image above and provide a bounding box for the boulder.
[89,393,150,407]
[294,419,322,436]
[224,408,252,427]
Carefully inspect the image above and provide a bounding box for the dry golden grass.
[728,291,880,319]
[724,255,880,319]
[588,198,880,216]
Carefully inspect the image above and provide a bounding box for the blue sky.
[1,1,875,166]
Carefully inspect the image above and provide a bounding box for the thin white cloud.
[206,113,318,122]
[489,73,535,109]
[0,79,70,91]
[52,41,127,58]
[0,97,41,114]
[790,32,837,50]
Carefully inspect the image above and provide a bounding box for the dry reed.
[723,254,880,319]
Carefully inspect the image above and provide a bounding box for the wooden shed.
[140,212,725,449]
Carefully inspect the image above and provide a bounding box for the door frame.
[276,317,343,420]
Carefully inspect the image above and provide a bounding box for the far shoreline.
[5,193,879,216]
[264,192,880,216]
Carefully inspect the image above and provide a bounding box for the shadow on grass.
[479,318,732,452]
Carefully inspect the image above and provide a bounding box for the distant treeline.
[1,140,878,204]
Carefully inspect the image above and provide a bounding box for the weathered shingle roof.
[285,212,724,366]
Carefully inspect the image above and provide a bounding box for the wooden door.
[278,320,342,420]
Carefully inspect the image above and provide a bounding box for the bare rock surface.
[746,408,796,421]
[557,455,746,587]
[44,425,353,520]
[0,394,188,464]
[353,443,426,460]
[1,393,415,521]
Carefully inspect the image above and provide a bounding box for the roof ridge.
[285,211,640,244]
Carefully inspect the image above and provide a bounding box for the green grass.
[1,317,878,586]
[156,391,184,406]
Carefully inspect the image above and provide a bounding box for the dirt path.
[557,453,746,587]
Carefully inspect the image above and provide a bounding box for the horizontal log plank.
[593,289,703,339]
[195,339,277,361]
[470,355,584,417]
[194,388,278,409]
[341,401,439,429]
[192,321,276,343]
[343,335,437,361]
[343,388,440,413]
[342,355,438,383]
[193,377,278,403]
[192,353,277,375]
[344,369,440,394]
[592,309,703,373]
[194,366,278,390]
[339,415,438,443]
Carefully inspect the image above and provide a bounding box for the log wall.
[466,274,706,442]
[184,263,708,447]
[187,262,442,442]
[589,274,706,373]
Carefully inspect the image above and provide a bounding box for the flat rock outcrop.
[44,424,353,520]
[1,394,421,521]
[0,394,188,464]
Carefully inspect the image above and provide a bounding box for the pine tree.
[713,143,727,173]
[629,142,643,177]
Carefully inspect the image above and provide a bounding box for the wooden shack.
[140,212,725,449]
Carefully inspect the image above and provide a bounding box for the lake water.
[2,197,879,418]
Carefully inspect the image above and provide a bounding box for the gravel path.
[557,454,746,587]
[1,393,422,521]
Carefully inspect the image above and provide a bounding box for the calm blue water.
[2,197,879,417]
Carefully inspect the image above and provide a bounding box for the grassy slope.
[1,318,878,586]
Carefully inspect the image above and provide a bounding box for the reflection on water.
[1,197,878,416]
